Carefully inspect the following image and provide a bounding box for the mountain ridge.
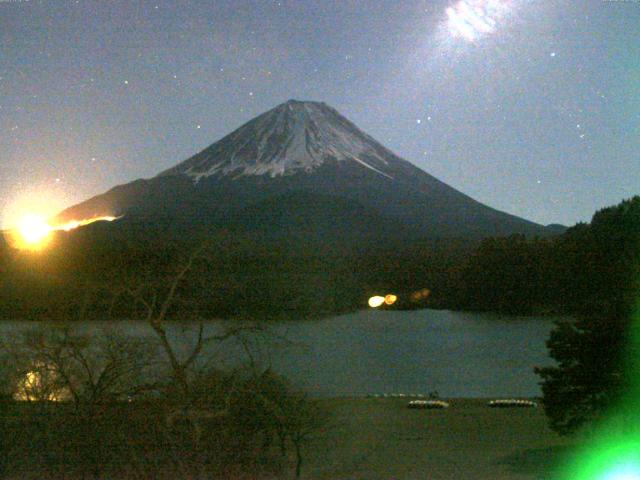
[57,100,556,239]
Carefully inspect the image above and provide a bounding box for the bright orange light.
[384,294,398,306]
[15,214,53,250]
[368,296,386,308]
[7,214,118,251]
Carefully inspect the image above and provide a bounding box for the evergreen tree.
[536,196,640,434]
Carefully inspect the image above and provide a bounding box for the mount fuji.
[58,100,553,239]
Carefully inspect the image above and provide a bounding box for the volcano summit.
[58,100,551,239]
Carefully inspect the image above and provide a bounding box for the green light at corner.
[561,436,640,480]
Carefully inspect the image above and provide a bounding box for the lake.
[0,309,559,398]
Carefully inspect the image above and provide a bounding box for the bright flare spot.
[368,296,386,308]
[560,435,640,480]
[16,214,52,248]
[13,363,71,402]
[7,215,119,251]
[601,463,640,480]
[384,294,398,306]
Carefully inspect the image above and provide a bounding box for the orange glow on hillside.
[56,216,118,232]
[6,215,118,251]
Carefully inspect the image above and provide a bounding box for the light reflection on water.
[0,309,559,398]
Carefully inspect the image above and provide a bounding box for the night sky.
[1,0,638,228]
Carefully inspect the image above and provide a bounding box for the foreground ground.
[1,397,578,479]
[305,398,577,480]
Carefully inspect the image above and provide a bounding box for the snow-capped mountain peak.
[158,100,396,182]
[57,99,550,239]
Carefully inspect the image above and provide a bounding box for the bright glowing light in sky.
[445,0,511,42]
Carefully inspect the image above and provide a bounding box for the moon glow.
[445,0,511,42]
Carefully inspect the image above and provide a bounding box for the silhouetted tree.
[535,314,628,434]
[536,196,640,434]
[115,244,327,478]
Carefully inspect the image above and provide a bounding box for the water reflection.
[0,309,559,399]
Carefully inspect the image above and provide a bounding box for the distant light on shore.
[368,294,398,308]
[368,296,386,308]
[410,288,431,303]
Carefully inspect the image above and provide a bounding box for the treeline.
[1,196,638,320]
[531,197,640,435]
[0,220,474,321]
[450,196,640,316]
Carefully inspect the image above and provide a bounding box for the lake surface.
[0,309,559,398]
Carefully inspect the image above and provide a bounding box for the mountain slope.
[57,100,550,239]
